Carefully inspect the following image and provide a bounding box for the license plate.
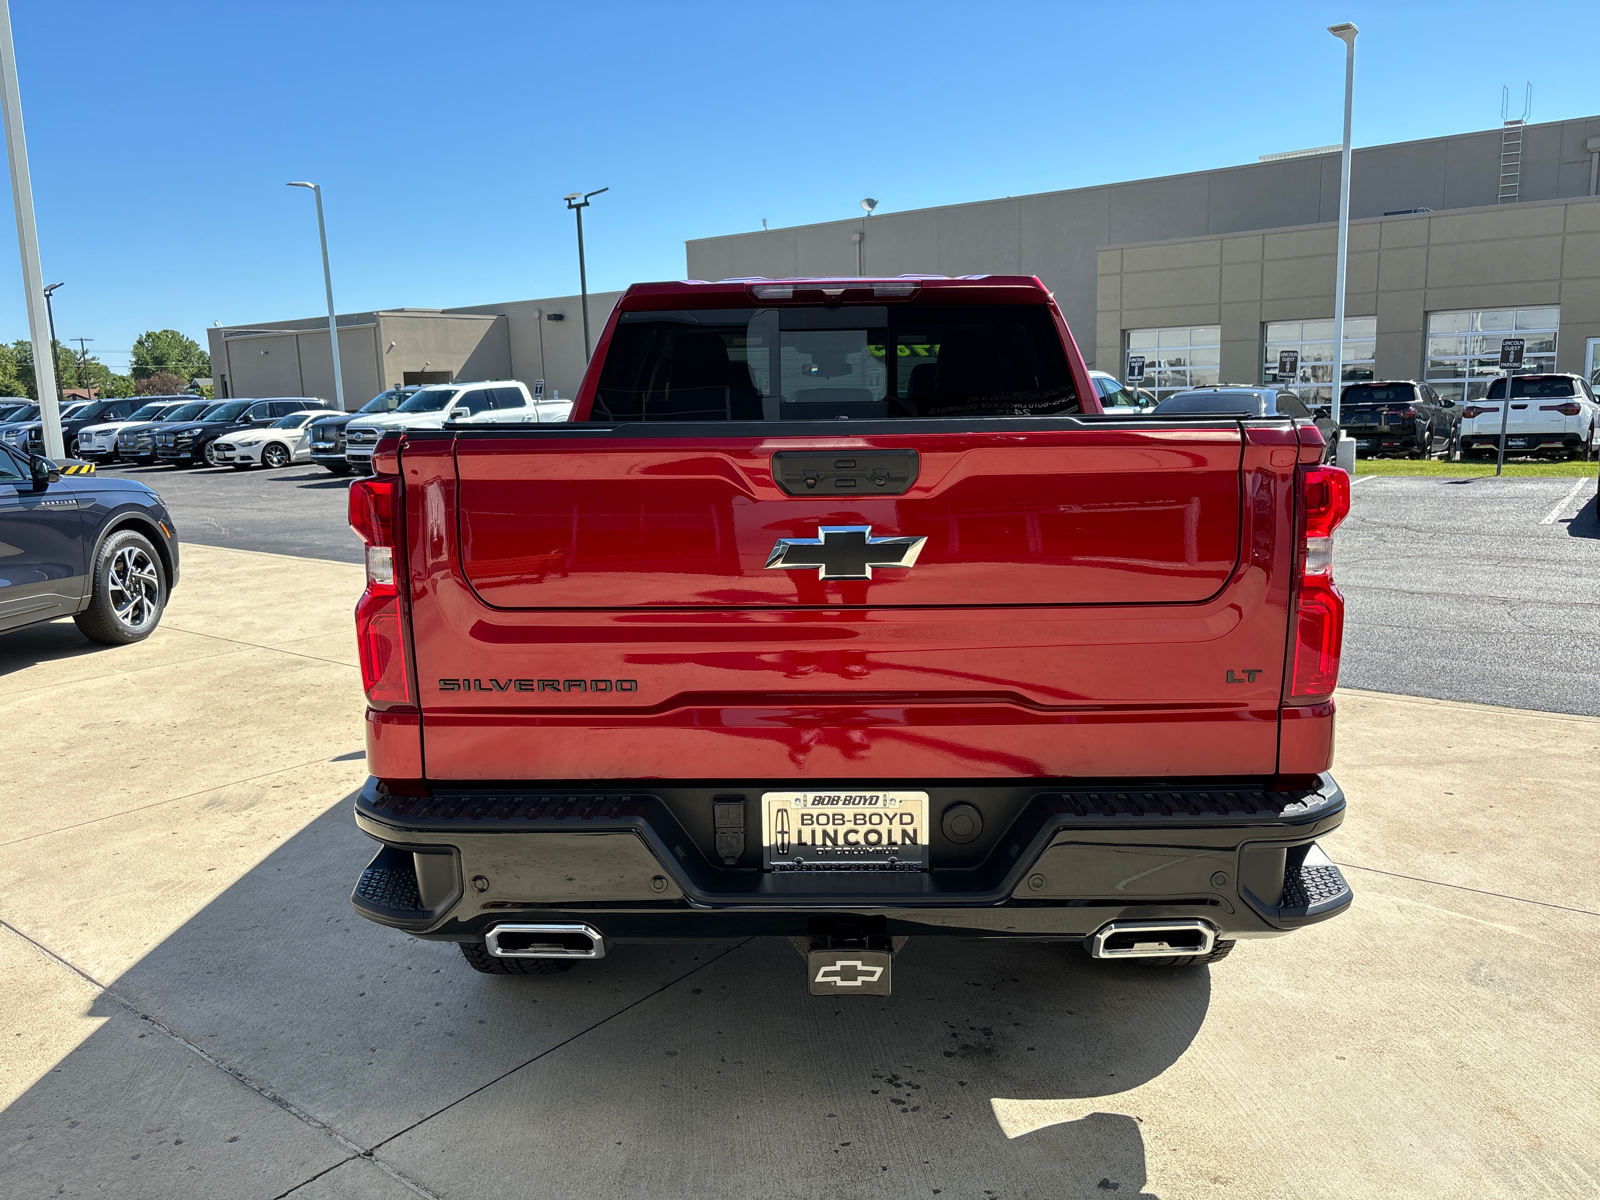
[761,791,928,871]
[1508,438,1529,447]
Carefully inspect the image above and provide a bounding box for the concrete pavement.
[2,544,1597,1199]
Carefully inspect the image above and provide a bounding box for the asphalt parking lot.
[102,460,1600,716]
[2,546,1596,1199]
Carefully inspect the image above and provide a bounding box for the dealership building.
[213,112,1600,407]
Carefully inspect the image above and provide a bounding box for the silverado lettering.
[347,274,1354,996]
[437,678,638,693]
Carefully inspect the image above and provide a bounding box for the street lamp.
[565,187,608,360]
[286,181,347,411]
[42,280,60,377]
[1328,21,1358,438]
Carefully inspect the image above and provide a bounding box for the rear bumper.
[350,773,1352,943]
[1461,430,1580,452]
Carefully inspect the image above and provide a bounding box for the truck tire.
[73,529,166,645]
[458,942,574,975]
[1137,939,1236,968]
[1085,939,1236,968]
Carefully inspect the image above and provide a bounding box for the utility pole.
[564,187,607,360]
[0,0,63,458]
[71,335,91,394]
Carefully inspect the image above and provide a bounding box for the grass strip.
[1351,459,1598,478]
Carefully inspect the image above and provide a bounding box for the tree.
[135,370,190,396]
[131,329,209,384]
[0,341,24,399]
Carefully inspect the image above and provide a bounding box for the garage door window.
[1425,307,1558,403]
[1123,326,1220,403]
[1263,317,1376,404]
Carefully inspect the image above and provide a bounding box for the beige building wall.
[445,290,623,401]
[688,114,1600,368]
[211,312,510,408]
[209,292,620,409]
[369,313,508,392]
[1095,195,1600,385]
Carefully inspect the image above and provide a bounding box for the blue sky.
[1,0,1593,373]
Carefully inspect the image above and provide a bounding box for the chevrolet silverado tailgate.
[401,419,1300,781]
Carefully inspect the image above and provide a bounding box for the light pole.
[287,181,346,411]
[42,279,60,379]
[565,187,607,360]
[1328,21,1358,439]
[0,0,63,458]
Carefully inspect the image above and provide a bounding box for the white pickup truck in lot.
[342,381,570,471]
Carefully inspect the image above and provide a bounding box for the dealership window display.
[1425,307,1559,402]
[1123,326,1220,402]
[1263,317,1376,404]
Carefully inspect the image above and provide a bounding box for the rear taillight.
[1462,405,1496,419]
[1539,402,1582,416]
[1289,466,1351,703]
[349,477,412,707]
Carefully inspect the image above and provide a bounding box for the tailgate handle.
[771,449,919,497]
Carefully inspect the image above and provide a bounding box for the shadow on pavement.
[1565,492,1598,538]
[2,798,1205,1198]
[0,616,96,674]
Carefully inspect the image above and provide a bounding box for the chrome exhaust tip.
[1087,919,1216,960]
[485,922,606,960]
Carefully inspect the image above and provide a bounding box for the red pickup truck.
[347,275,1352,995]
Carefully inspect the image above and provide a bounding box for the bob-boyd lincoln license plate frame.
[761,791,929,872]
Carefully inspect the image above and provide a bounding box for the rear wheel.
[459,942,575,975]
[74,529,166,645]
[262,442,291,469]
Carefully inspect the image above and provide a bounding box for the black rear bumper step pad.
[1279,856,1352,921]
[356,775,1344,911]
[355,857,423,912]
[368,780,1339,830]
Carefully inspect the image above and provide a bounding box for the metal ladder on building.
[1498,83,1531,204]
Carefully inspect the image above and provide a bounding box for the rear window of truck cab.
[592,304,1077,421]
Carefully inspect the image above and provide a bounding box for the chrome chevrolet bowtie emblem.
[766,525,926,581]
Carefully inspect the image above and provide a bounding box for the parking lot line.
[1349,473,1377,485]
[1540,475,1594,525]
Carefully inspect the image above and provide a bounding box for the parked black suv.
[1337,381,1459,458]
[308,386,419,474]
[154,397,332,467]
[18,397,142,458]
[116,400,214,465]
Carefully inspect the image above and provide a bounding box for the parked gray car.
[1153,386,1338,457]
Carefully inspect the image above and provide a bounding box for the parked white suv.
[1459,373,1599,459]
[342,381,567,470]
